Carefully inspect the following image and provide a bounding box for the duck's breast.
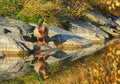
[33,26,41,38]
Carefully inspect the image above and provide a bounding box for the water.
[0,38,120,81]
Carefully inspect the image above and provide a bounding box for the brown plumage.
[34,54,49,78]
[33,23,48,45]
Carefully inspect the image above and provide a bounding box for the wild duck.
[33,18,48,45]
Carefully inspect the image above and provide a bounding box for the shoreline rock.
[0,11,120,81]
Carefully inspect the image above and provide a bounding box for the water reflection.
[0,41,104,81]
[33,54,49,79]
[32,45,50,79]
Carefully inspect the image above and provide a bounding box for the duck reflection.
[33,45,49,79]
[32,45,71,79]
[34,54,49,79]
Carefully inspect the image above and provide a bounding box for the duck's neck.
[38,23,45,33]
[39,23,43,27]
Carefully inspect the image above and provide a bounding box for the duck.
[34,54,49,79]
[33,18,48,45]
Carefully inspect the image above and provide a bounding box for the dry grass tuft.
[16,0,62,26]
[0,0,89,29]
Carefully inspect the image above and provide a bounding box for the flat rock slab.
[69,20,109,41]
[84,11,118,28]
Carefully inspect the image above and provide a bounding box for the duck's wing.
[44,27,48,37]
[33,26,41,38]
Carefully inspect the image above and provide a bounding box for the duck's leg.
[41,39,47,45]
[37,38,43,45]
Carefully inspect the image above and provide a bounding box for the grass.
[1,0,119,29]
[1,42,120,84]
[0,0,120,29]
[0,0,89,29]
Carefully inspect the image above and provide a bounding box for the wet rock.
[99,26,119,37]
[84,11,119,28]
[69,20,109,42]
[46,42,105,63]
[28,24,94,50]
[0,17,34,54]
[115,18,120,31]
[114,18,120,30]
[0,54,34,81]
[48,25,95,49]
[0,35,33,55]
[115,18,120,26]
[0,17,33,36]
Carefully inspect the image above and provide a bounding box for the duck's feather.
[33,25,48,39]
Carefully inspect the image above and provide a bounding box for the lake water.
[0,38,120,83]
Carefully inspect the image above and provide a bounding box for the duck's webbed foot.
[38,38,47,45]
[37,41,44,45]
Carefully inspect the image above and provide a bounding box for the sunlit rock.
[0,54,34,80]
[84,11,119,28]
[115,18,120,25]
[114,18,120,30]
[0,17,33,55]
[99,26,119,37]
[69,20,109,42]
[50,26,96,49]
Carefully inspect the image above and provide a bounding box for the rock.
[46,42,105,63]
[0,17,33,36]
[0,17,34,55]
[70,44,105,61]
[99,26,119,37]
[115,18,120,26]
[114,18,120,30]
[0,54,34,80]
[69,20,109,42]
[47,25,95,49]
[0,34,33,55]
[28,24,95,50]
[0,52,5,59]
[84,11,119,28]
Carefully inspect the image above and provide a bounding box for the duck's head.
[38,18,44,25]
